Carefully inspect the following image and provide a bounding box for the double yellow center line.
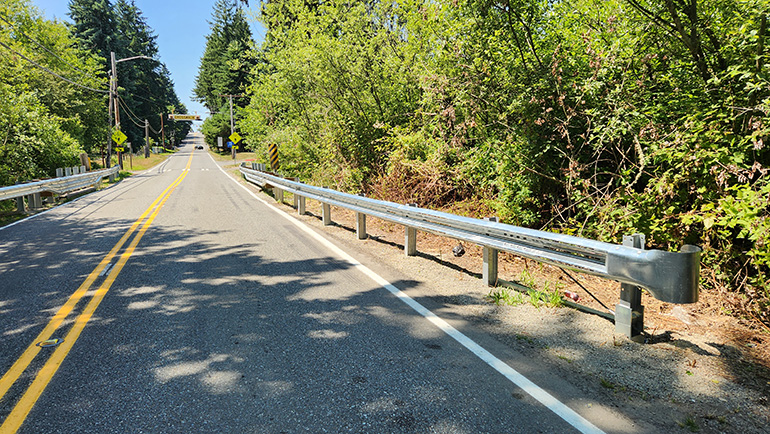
[0,151,194,432]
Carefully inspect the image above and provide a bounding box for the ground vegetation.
[237,0,770,329]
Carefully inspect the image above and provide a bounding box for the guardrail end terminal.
[606,242,701,305]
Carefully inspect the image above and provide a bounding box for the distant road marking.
[0,150,195,433]
[213,156,605,434]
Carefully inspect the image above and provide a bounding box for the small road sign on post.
[268,143,279,171]
[229,133,242,160]
[112,130,127,145]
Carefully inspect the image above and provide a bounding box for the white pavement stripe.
[212,155,605,434]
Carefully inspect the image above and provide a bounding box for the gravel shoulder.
[221,158,770,433]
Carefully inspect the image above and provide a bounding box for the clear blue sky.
[31,0,265,123]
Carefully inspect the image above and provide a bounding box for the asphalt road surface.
[0,133,624,433]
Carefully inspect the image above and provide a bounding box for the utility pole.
[106,52,116,168]
[144,119,150,158]
[160,114,165,149]
[229,96,235,160]
[112,52,123,170]
[219,94,245,159]
[107,51,153,169]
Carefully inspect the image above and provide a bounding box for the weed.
[704,414,727,425]
[600,378,615,389]
[543,287,563,308]
[527,289,542,308]
[557,354,573,363]
[677,416,700,432]
[515,334,535,344]
[516,271,564,309]
[486,288,525,306]
[487,290,506,306]
[519,269,536,288]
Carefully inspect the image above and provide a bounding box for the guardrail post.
[297,183,306,216]
[65,167,72,177]
[322,190,332,225]
[29,193,42,210]
[80,165,86,173]
[275,187,283,203]
[405,203,417,256]
[73,166,80,175]
[615,233,646,339]
[292,179,300,209]
[56,168,64,178]
[356,194,367,240]
[16,197,25,213]
[482,217,499,286]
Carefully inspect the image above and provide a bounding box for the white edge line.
[212,155,605,434]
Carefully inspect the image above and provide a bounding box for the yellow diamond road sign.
[112,130,127,145]
[229,132,242,144]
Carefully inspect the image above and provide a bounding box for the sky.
[31,0,266,123]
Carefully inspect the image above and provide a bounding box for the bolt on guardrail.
[240,164,701,339]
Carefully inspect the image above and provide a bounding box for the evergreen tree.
[68,0,190,148]
[193,0,254,113]
[67,0,119,67]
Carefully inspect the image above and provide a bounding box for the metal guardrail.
[0,166,119,202]
[240,164,701,338]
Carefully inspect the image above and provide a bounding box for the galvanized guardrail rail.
[0,166,119,212]
[240,163,701,339]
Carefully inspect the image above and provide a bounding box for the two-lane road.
[1,133,621,433]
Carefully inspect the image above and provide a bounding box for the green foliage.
[0,0,104,185]
[0,86,82,185]
[487,287,526,306]
[243,0,421,188]
[678,415,701,432]
[199,113,232,148]
[241,0,770,326]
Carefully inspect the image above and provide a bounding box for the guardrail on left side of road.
[0,165,119,211]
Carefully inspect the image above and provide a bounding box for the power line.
[117,95,143,124]
[0,40,108,94]
[117,96,148,129]
[0,13,98,81]
[116,95,163,135]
